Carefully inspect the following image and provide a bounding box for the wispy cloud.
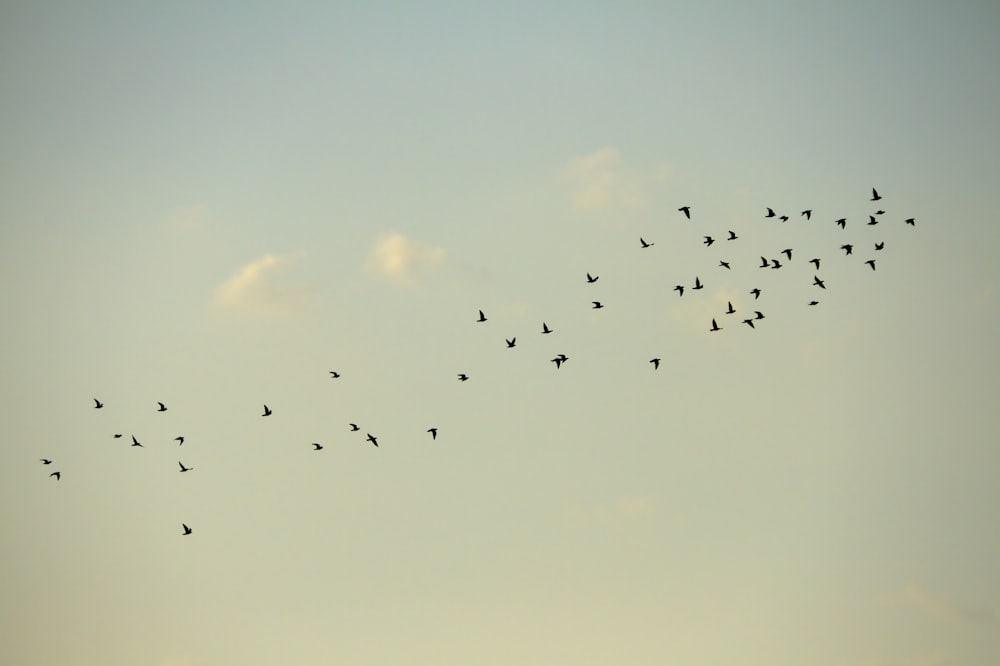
[364,232,446,287]
[213,253,316,315]
[565,147,671,211]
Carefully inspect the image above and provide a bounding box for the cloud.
[364,232,446,287]
[565,147,671,211]
[213,253,316,314]
[900,583,995,626]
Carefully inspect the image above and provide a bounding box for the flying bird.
[505,337,516,348]
[640,237,653,248]
[427,427,438,440]
[349,423,360,431]
[868,215,879,226]
[726,301,735,314]
[841,244,854,255]
[131,435,143,447]
[179,461,193,471]
[692,277,703,290]
[541,322,552,334]
[727,230,738,240]
[457,373,469,381]
[650,358,660,370]
[592,301,604,309]
[175,436,184,446]
[771,259,782,269]
[678,206,691,219]
[801,210,812,220]
[476,310,487,323]
[754,311,765,320]
[865,259,876,271]
[871,187,882,201]
[674,285,684,297]
[719,260,730,270]
[742,318,755,328]
[311,443,323,451]
[182,524,192,535]
[782,248,793,260]
[836,218,846,229]
[874,209,886,216]
[765,208,776,218]
[551,354,568,369]
[329,371,341,378]
[905,218,915,226]
[779,215,789,222]
[703,236,715,247]
[760,256,770,268]
[809,258,821,269]
[113,434,122,439]
[94,398,103,409]
[40,458,52,465]
[709,319,721,332]
[157,402,167,412]
[366,433,379,447]
[875,242,885,251]
[262,404,272,416]
[808,300,819,306]
[50,471,61,480]
[813,275,826,289]
[586,273,599,283]
[750,288,761,299]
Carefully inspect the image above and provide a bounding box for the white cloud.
[365,232,446,287]
[213,253,316,314]
[565,147,671,211]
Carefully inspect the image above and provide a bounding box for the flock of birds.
[40,187,918,536]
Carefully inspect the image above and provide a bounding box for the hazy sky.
[2,2,999,665]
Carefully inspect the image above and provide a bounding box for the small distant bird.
[865,259,876,271]
[262,404,272,416]
[841,244,854,255]
[674,285,684,297]
[874,209,886,215]
[592,301,604,309]
[182,524,192,535]
[131,435,143,447]
[505,337,516,348]
[427,427,438,440]
[871,187,882,201]
[94,399,103,409]
[754,311,764,320]
[905,218,915,226]
[678,206,691,219]
[541,322,552,334]
[179,461,193,471]
[692,277,703,290]
[329,371,341,378]
[765,208,776,217]
[801,210,812,220]
[551,354,568,369]
[640,237,653,248]
[771,259,782,269]
[157,402,167,412]
[709,319,721,332]
[457,373,469,381]
[476,310,487,323]
[813,275,826,289]
[782,249,793,260]
[703,236,715,247]
[366,433,379,447]
[868,215,878,226]
[40,458,52,465]
[586,273,599,283]
[836,218,846,229]
[650,358,660,370]
[727,230,738,240]
[726,301,735,314]
[113,434,122,439]
[779,215,789,222]
[759,256,770,268]
[719,261,730,270]
[809,258,821,269]
[875,242,884,251]
[175,436,184,446]
[349,423,360,431]
[750,288,761,300]
[311,443,323,451]
[808,300,819,306]
[742,318,755,328]
[50,471,61,480]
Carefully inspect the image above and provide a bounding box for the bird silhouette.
[179,461,193,471]
[541,322,552,334]
[801,210,812,220]
[742,318,755,328]
[329,371,341,378]
[427,427,438,440]
[262,404,272,416]
[727,230,738,240]
[782,249,793,260]
[131,435,143,447]
[476,310,487,323]
[808,300,819,306]
[113,433,122,439]
[40,458,52,465]
[157,402,167,412]
[349,423,360,431]
[809,258,821,269]
[50,471,61,480]
[703,236,715,247]
[771,259,782,269]
[719,261,730,270]
[759,256,770,268]
[505,337,516,348]
[905,218,915,226]
[366,433,379,447]
[692,277,703,290]
[650,358,660,370]
[813,275,826,289]
[586,273,599,283]
[865,259,876,271]
[551,354,568,369]
[678,206,691,219]
[182,524,192,535]
[640,237,653,248]
[868,215,879,226]
[841,244,854,255]
[871,187,882,201]
[592,301,604,309]
[175,436,184,446]
[94,399,103,409]
[874,209,886,216]
[750,288,761,299]
[457,373,469,381]
[709,319,721,332]
[674,285,684,296]
[311,443,323,451]
[779,215,789,222]
[875,241,885,251]
[836,218,846,229]
[765,208,775,218]
[726,301,735,314]
[754,311,764,320]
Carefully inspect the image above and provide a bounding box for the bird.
[457,373,469,381]
[311,443,323,451]
[49,471,61,480]
[771,259,782,269]
[113,433,122,439]
[678,206,691,219]
[808,300,819,306]
[93,398,103,409]
[505,337,516,348]
[586,273,599,283]
[727,230,738,240]
[709,319,721,332]
[175,436,184,446]
[865,259,876,271]
[131,435,143,447]
[765,208,776,218]
[782,248,793,260]
[349,423,360,431]
[541,322,552,334]
[650,358,660,370]
[262,404,272,416]
[801,210,812,220]
[366,433,379,447]
[40,458,52,465]
[703,236,715,246]
[673,285,684,297]
[157,402,167,412]
[551,354,568,369]
[726,301,735,314]
[640,237,653,248]
[182,524,192,535]
[875,241,885,251]
[841,244,854,255]
[809,258,821,269]
[750,288,761,299]
[759,256,770,268]
[874,209,886,216]
[719,260,730,270]
[871,187,882,201]
[476,310,487,323]
[329,371,341,378]
[813,275,826,289]
[742,318,755,328]
[905,218,916,226]
[592,301,604,309]
[179,461,193,471]
[779,215,789,222]
[836,218,847,229]
[427,427,438,440]
[692,277,703,290]
[868,215,879,225]
[754,311,765,320]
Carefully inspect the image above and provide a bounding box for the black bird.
[765,208,776,218]
[760,256,770,268]
[427,427,438,440]
[779,215,789,222]
[674,285,684,297]
[782,249,793,260]
[94,398,103,409]
[743,318,755,328]
[709,318,721,332]
[727,230,738,240]
[131,435,143,447]
[349,423,360,431]
[754,311,765,320]
[175,436,184,446]
[865,259,876,271]
[678,206,691,219]
[179,461,193,471]
[750,288,761,300]
[592,301,604,309]
[875,242,885,251]
[311,443,323,451]
[719,261,730,270]
[808,300,819,306]
[457,373,469,381]
[836,218,846,229]
[871,187,882,201]
[157,402,167,412]
[551,354,568,369]
[650,358,660,370]
[113,434,122,439]
[586,273,599,283]
[692,277,703,290]
[505,337,516,348]
[813,275,826,289]
[868,215,878,226]
[541,322,552,334]
[329,371,341,378]
[262,404,272,416]
[476,310,487,323]
[50,471,61,480]
[874,209,886,216]
[841,244,854,255]
[366,433,379,447]
[809,258,821,269]
[182,524,192,535]
[905,218,916,226]
[640,237,653,248]
[801,210,812,220]
[703,236,715,247]
[40,458,52,465]
[771,259,782,269]
[726,301,735,314]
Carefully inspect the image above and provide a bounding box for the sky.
[2,2,999,665]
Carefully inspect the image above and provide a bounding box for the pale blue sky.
[2,2,999,665]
